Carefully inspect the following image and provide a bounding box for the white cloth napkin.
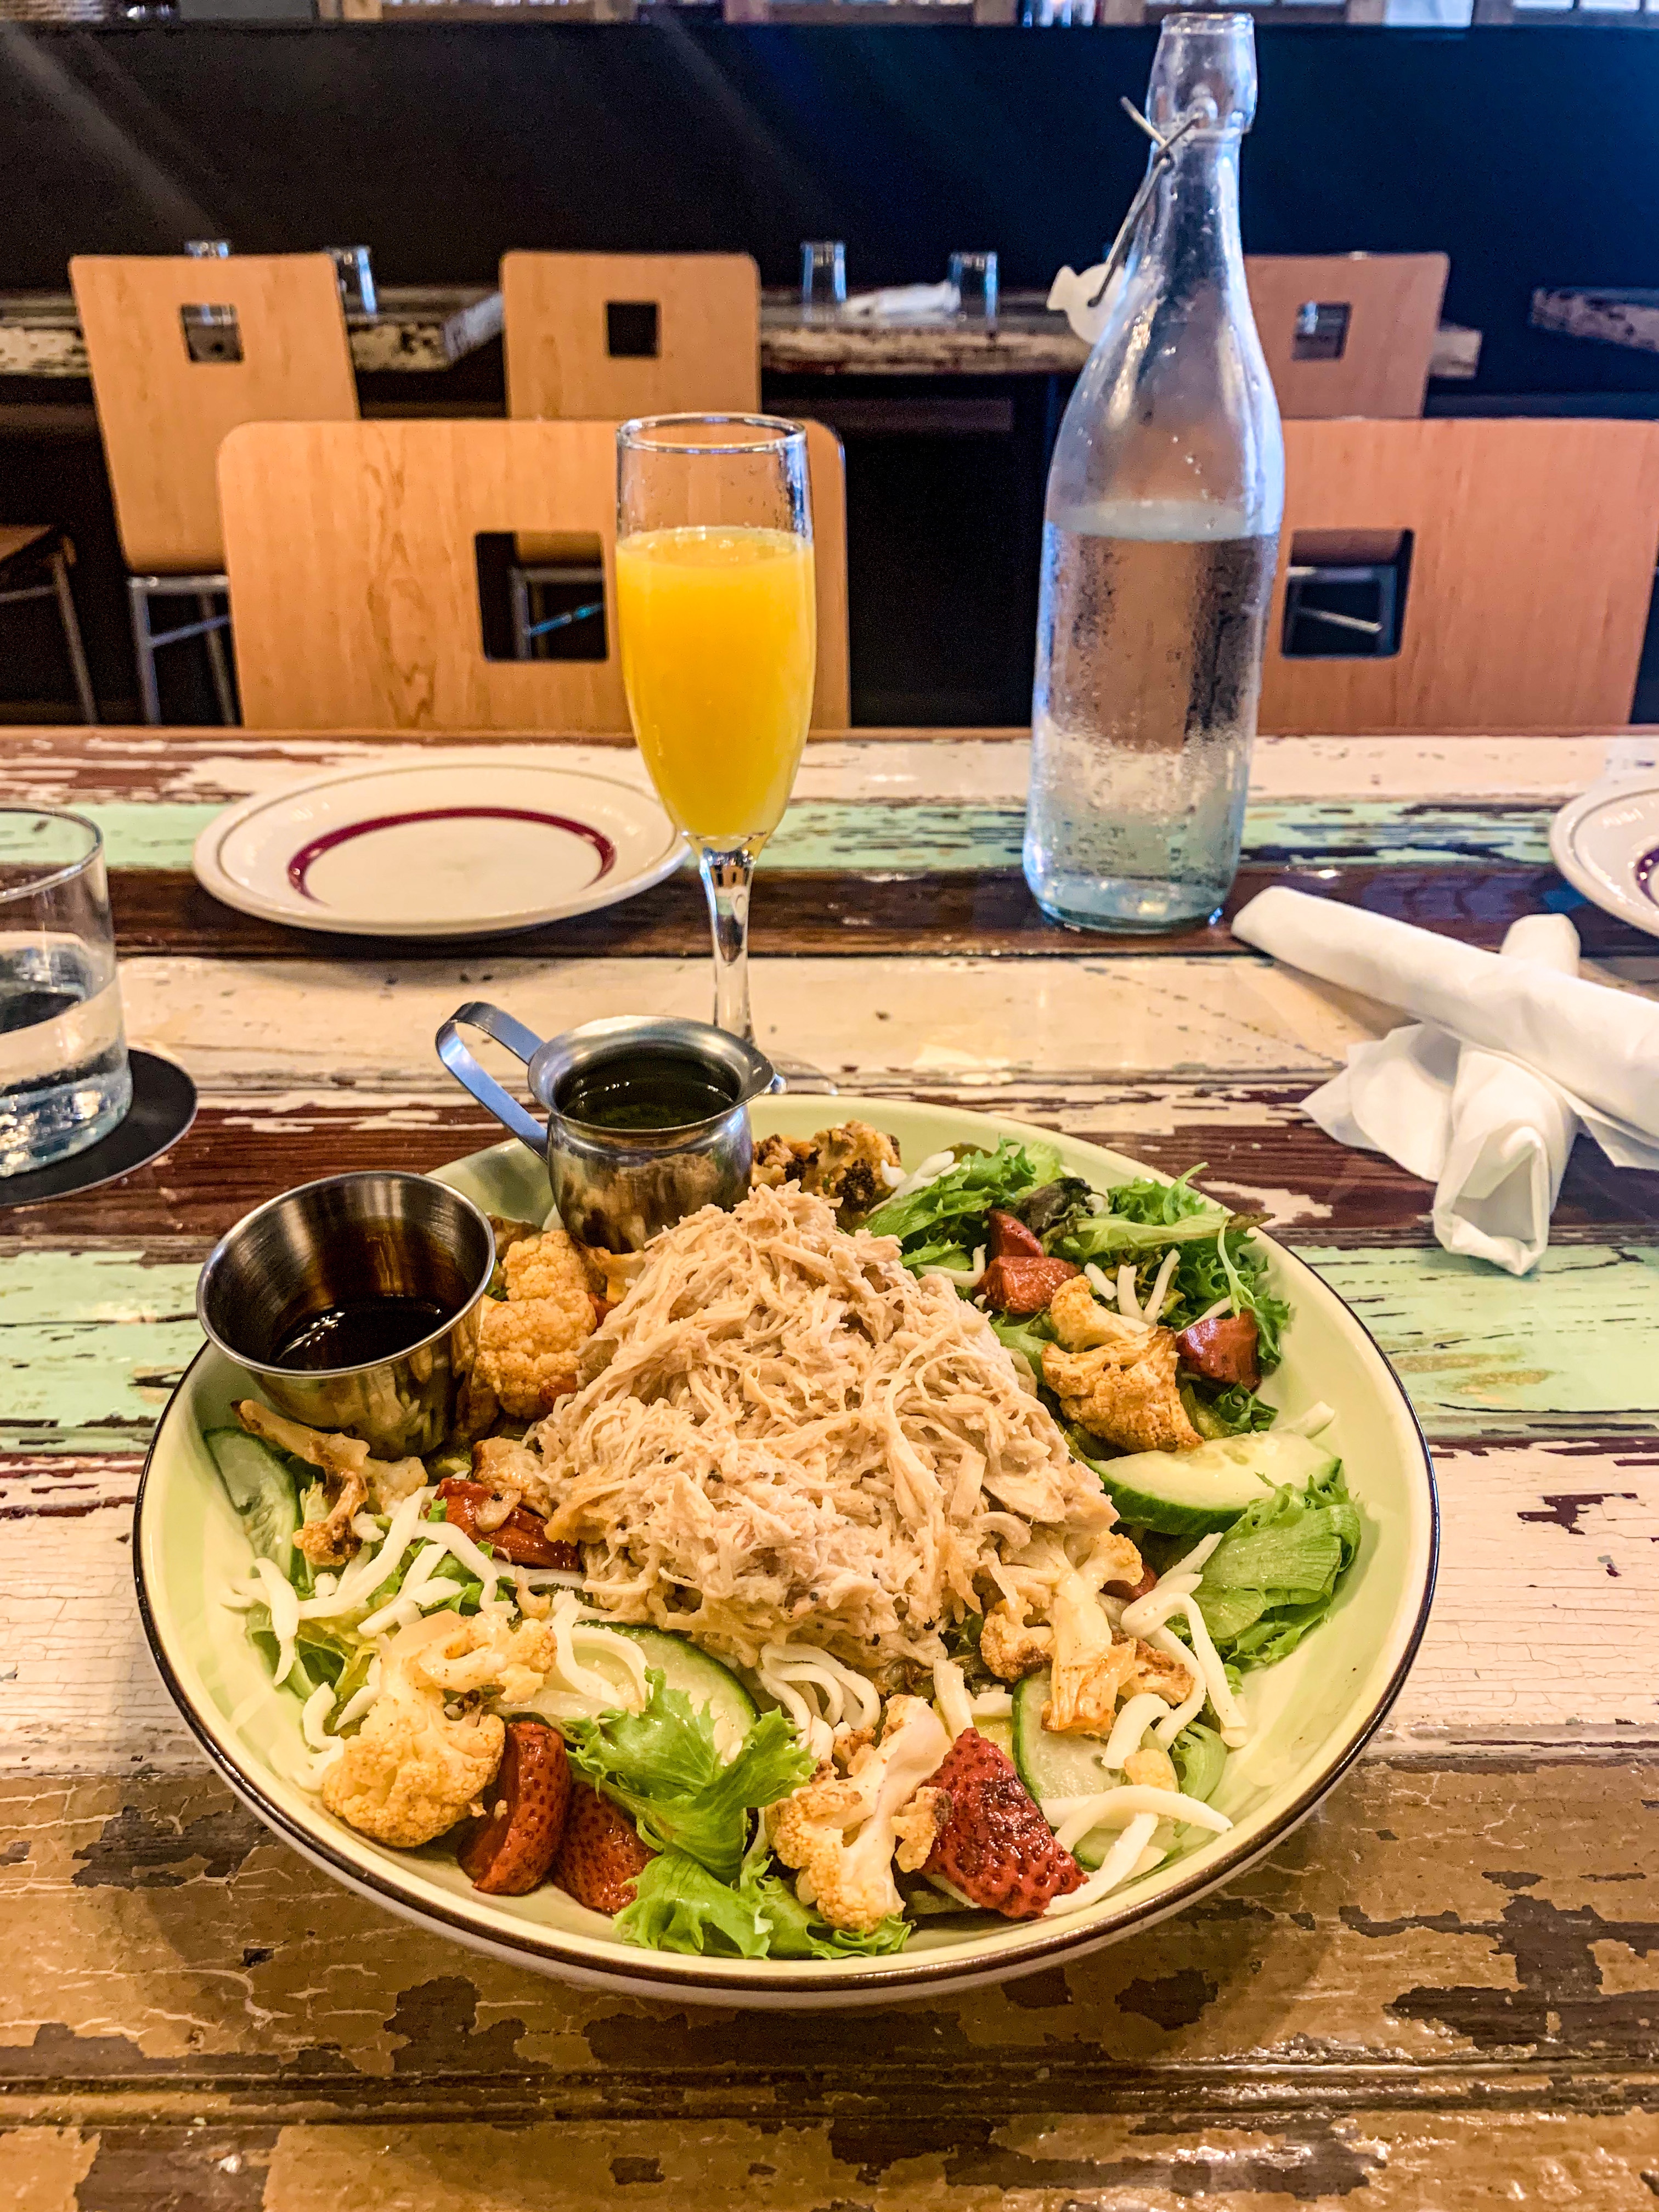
[839,283,959,323]
[1232,887,1659,1275]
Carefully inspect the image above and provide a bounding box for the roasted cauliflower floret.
[415,1612,556,1707]
[1043,1570,1138,1735]
[470,1434,557,1518]
[476,1225,596,1420]
[320,1643,505,1848]
[769,1695,951,1932]
[1042,1328,1202,1454]
[751,1124,901,1218]
[1122,1639,1197,1706]
[799,1121,902,1218]
[234,1399,425,1565]
[1048,1275,1156,1354]
[751,1133,817,1189]
[980,1601,1054,1683]
[1124,1743,1180,1793]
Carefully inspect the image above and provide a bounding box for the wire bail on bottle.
[1086,99,1203,313]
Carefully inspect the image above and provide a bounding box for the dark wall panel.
[0,22,1654,397]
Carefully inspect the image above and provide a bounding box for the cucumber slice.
[975,1713,1015,1761]
[1011,1672,1131,1870]
[611,1626,758,1757]
[206,1427,299,1578]
[1086,1431,1339,1537]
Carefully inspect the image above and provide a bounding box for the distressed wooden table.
[3,723,1657,2211]
[0,287,504,379]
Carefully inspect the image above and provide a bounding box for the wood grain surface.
[69,256,358,575]
[2,724,1655,2209]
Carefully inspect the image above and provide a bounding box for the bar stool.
[70,253,358,723]
[500,252,761,661]
[0,527,97,723]
[217,416,850,733]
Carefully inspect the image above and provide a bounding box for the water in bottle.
[1025,13,1284,933]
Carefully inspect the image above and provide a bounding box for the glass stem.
[699,844,757,1042]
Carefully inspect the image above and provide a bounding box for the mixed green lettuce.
[1194,1464,1362,1669]
[614,1849,909,1961]
[563,1673,814,1883]
[864,1138,1062,1268]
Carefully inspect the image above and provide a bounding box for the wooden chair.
[1259,417,1659,735]
[69,253,358,723]
[217,417,851,733]
[1245,255,1449,421]
[501,252,763,659]
[0,527,96,724]
[501,252,761,421]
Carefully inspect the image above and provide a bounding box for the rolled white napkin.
[1301,916,1583,1276]
[1233,885,1659,1169]
[839,282,959,323]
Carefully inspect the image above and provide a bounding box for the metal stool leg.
[48,549,97,725]
[199,592,237,724]
[128,578,161,724]
[510,565,534,662]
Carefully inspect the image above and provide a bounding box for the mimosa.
[616,524,816,845]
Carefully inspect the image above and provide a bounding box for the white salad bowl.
[134,1097,1437,2008]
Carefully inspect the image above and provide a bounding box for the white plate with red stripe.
[193,753,685,938]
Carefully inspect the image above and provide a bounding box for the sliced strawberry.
[978,1254,1080,1318]
[987,1209,1045,1260]
[437,1476,579,1571]
[553,1781,654,1915]
[924,1728,1085,1919]
[459,1720,572,1897]
[1176,1310,1260,1390]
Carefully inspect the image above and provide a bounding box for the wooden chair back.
[69,255,358,575]
[501,252,761,420]
[1260,417,1659,734]
[219,417,851,732]
[1245,254,1449,420]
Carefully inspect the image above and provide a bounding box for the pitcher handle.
[436,1001,548,1158]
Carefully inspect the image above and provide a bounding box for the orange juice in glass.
[616,417,817,1042]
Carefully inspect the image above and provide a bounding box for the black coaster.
[0,1051,198,1210]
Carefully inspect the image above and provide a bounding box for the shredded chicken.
[1042,1331,1203,1455]
[524,1186,1116,1672]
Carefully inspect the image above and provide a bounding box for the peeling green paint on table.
[74,797,1561,878]
[9,1242,1659,1455]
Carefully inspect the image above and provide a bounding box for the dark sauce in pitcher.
[556,1049,740,1133]
[275,1296,450,1371]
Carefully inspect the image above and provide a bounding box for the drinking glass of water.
[1,810,132,1177]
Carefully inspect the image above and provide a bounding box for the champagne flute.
[615,415,816,1047]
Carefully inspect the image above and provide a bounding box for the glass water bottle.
[1024,13,1283,933]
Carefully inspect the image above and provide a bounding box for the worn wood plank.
[0,1758,1654,2117]
[3,727,1648,811]
[114,951,1400,1087]
[56,796,1574,878]
[109,946,1659,1092]
[7,2110,1659,2212]
[3,1436,1654,1771]
[102,863,1656,962]
[10,1081,1659,1249]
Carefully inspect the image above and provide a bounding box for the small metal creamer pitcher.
[436,1004,780,1252]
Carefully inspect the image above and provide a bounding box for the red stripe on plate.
[287,806,618,904]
